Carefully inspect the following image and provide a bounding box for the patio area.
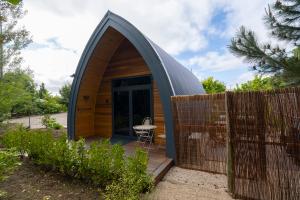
[85,137,173,184]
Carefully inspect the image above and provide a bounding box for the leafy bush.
[41,115,63,129]
[1,127,153,199]
[0,149,20,181]
[1,125,29,155]
[36,97,67,115]
[105,149,153,200]
[0,149,21,198]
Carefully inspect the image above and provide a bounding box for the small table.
[133,125,157,150]
[133,125,157,131]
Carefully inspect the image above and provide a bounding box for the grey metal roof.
[147,39,205,95]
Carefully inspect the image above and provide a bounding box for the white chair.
[134,117,154,150]
[143,117,152,125]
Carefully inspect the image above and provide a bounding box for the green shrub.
[0,149,21,198]
[0,149,20,181]
[1,125,29,155]
[41,115,63,129]
[105,149,153,200]
[2,128,153,199]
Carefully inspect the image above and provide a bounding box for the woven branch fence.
[172,93,227,174]
[171,87,300,200]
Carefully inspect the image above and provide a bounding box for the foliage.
[201,77,226,94]
[59,83,71,107]
[234,75,277,92]
[0,0,32,78]
[1,127,153,199]
[41,115,63,129]
[4,0,21,5]
[0,149,20,181]
[38,83,49,99]
[229,0,300,86]
[36,95,67,114]
[1,125,29,155]
[0,68,35,121]
[0,148,20,197]
[0,68,66,121]
[105,149,153,200]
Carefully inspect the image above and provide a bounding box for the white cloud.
[18,0,276,93]
[230,71,256,88]
[21,47,76,94]
[187,50,244,72]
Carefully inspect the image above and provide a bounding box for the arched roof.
[68,11,205,160]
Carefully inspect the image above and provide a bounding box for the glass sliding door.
[112,76,152,138]
[113,90,130,136]
[132,89,151,136]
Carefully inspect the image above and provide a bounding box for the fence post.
[225,91,235,197]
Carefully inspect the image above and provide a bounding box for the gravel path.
[146,167,233,200]
[8,113,67,129]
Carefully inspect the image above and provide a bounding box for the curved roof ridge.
[107,11,204,95]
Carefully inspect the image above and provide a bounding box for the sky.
[19,0,275,94]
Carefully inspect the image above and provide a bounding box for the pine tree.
[229,0,300,86]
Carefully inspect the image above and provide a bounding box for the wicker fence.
[171,88,300,200]
[226,88,300,200]
[171,93,227,174]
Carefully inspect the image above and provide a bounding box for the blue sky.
[19,0,274,93]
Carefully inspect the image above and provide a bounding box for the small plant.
[0,149,21,198]
[1,125,29,155]
[105,149,153,200]
[41,114,63,129]
[0,149,20,181]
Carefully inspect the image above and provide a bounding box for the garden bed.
[0,159,101,200]
[0,127,153,200]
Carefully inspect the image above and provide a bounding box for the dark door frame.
[112,76,153,138]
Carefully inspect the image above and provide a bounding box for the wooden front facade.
[75,33,166,145]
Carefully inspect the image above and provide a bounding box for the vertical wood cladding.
[93,38,166,144]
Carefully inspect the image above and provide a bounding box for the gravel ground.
[146,167,233,200]
[8,113,67,129]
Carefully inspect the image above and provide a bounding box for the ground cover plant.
[0,149,20,197]
[1,126,153,200]
[41,114,63,129]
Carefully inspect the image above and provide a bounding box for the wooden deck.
[85,137,173,184]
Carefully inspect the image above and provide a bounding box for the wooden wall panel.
[153,82,166,145]
[94,38,166,145]
[75,28,124,138]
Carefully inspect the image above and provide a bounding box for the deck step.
[152,158,174,185]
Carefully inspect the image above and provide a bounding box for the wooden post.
[225,91,235,196]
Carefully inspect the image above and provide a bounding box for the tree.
[5,0,21,5]
[201,77,226,94]
[234,75,276,92]
[229,0,300,86]
[59,82,71,107]
[0,1,31,78]
[38,83,49,99]
[0,67,36,121]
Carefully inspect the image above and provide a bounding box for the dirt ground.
[0,160,102,200]
[146,167,233,200]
